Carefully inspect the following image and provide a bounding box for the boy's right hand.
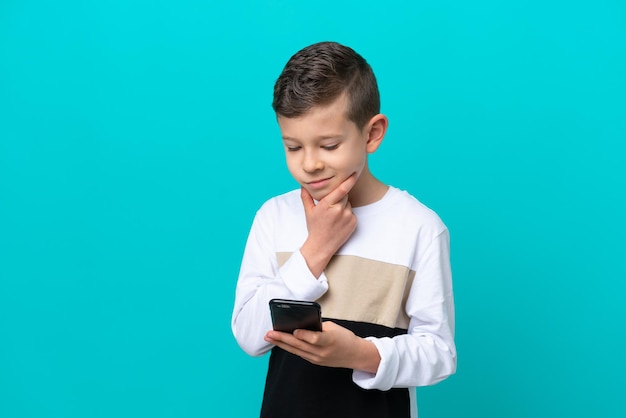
[300,174,358,278]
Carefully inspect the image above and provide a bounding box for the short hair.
[272,41,380,129]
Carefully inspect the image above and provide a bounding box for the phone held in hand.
[269,299,322,333]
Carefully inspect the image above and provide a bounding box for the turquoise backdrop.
[1,1,624,417]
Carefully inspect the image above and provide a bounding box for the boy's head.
[272,42,389,206]
[272,41,380,130]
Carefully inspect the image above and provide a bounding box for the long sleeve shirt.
[232,186,456,418]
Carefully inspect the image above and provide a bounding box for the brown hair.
[272,41,380,129]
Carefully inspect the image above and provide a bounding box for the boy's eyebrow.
[282,134,343,141]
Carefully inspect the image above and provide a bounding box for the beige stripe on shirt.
[277,252,415,329]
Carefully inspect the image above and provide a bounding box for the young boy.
[231,41,456,418]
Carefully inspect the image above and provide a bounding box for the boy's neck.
[348,171,388,208]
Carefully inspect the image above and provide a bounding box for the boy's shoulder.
[258,188,302,211]
[253,189,303,223]
[356,186,446,226]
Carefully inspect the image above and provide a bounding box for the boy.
[231,41,456,418]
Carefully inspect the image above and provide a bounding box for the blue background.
[1,1,625,417]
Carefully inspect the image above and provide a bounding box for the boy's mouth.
[307,177,333,190]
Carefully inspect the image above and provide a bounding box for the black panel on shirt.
[260,319,410,418]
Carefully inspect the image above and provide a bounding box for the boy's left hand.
[264,321,381,374]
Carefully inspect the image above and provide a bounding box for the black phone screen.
[269,299,322,333]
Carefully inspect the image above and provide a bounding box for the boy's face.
[278,94,370,202]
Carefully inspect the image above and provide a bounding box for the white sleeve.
[353,230,456,389]
[231,206,329,357]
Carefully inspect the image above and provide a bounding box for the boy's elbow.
[240,342,272,357]
[232,326,272,357]
[430,349,457,385]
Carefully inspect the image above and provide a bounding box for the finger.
[293,329,323,345]
[321,321,339,331]
[266,331,317,354]
[266,329,312,345]
[300,186,316,212]
[265,330,300,348]
[323,173,358,206]
[270,339,318,363]
[328,194,349,209]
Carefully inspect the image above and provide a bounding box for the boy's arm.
[231,203,329,357]
[265,320,382,373]
[353,229,456,389]
[266,229,456,389]
[299,174,358,278]
[232,175,358,357]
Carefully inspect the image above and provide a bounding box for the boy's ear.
[365,114,388,153]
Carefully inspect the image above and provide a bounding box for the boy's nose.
[303,152,324,173]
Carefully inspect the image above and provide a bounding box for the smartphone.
[269,299,322,333]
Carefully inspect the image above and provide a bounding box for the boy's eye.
[322,144,339,151]
[286,146,301,152]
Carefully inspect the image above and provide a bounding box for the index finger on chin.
[323,173,357,206]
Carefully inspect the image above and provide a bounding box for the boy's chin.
[301,187,329,202]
